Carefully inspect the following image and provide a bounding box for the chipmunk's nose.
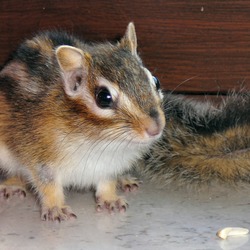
[145,108,165,138]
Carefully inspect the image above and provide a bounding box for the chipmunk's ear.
[120,22,137,56]
[56,45,91,97]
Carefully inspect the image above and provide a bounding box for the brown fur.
[138,93,250,186]
[0,23,165,221]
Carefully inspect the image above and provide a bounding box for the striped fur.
[0,24,165,220]
[137,92,250,186]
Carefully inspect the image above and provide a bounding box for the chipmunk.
[2,22,249,222]
[0,23,165,221]
[136,91,250,186]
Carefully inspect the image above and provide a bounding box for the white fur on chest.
[0,143,20,174]
[57,138,143,189]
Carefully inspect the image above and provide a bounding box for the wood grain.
[1,0,250,93]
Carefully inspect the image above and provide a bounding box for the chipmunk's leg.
[38,182,76,222]
[96,180,128,213]
[0,176,27,199]
[31,165,76,222]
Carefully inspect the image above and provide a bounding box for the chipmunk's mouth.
[129,131,163,146]
[132,108,166,144]
[134,121,165,144]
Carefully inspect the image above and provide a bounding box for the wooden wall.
[1,0,250,95]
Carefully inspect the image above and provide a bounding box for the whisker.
[78,127,131,183]
[169,75,199,94]
[49,116,151,189]
[89,130,126,180]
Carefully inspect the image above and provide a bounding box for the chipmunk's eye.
[95,87,113,108]
[152,76,160,90]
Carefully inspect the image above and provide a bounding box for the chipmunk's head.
[55,23,165,149]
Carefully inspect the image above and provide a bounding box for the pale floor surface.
[0,182,250,250]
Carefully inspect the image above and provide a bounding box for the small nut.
[216,227,249,240]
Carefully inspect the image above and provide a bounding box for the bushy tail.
[139,92,250,186]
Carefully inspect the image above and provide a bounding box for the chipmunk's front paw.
[96,196,128,213]
[0,185,26,200]
[96,180,129,213]
[41,205,77,222]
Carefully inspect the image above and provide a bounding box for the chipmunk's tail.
[138,92,250,186]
